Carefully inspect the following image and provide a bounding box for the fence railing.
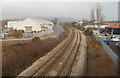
[93,33,118,69]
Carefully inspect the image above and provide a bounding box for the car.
[111,35,120,42]
[104,33,109,36]
[103,39,110,45]
[116,42,120,49]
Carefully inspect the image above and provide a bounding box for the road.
[17,27,87,76]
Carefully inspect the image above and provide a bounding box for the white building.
[7,21,18,28]
[8,18,54,32]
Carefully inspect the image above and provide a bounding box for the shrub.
[84,28,93,36]
[32,37,41,42]
[9,30,23,38]
[58,28,69,43]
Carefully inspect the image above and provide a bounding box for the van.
[111,35,120,42]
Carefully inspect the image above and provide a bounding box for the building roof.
[24,18,54,25]
[106,26,120,28]
[13,18,54,28]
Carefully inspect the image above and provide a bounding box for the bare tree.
[53,18,58,25]
[100,13,105,25]
[95,3,105,29]
[90,7,95,27]
[91,7,95,21]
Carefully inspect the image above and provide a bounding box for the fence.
[93,33,118,69]
[23,30,54,38]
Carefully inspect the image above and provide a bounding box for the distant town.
[0,18,120,39]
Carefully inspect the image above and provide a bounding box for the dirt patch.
[84,29,118,76]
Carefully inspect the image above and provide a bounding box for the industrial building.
[7,18,54,32]
[7,21,18,28]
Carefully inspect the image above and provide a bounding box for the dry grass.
[85,29,118,76]
[2,28,69,76]
[4,30,24,39]
[2,38,58,76]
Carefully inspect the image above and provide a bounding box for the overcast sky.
[1,0,119,21]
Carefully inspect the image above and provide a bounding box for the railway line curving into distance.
[17,27,87,77]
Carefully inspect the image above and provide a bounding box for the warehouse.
[7,21,18,28]
[13,18,54,32]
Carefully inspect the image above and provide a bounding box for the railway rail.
[17,27,87,77]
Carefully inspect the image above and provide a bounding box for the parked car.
[103,39,110,45]
[116,42,120,49]
[111,35,120,42]
[104,33,109,36]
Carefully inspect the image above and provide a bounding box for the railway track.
[17,27,87,77]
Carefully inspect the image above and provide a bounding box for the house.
[8,18,54,32]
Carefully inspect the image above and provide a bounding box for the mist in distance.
[2,2,118,21]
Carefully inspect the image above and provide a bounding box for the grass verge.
[84,28,118,76]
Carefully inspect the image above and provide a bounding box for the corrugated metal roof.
[25,18,53,25]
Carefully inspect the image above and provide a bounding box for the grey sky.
[1,0,119,2]
[1,1,119,21]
